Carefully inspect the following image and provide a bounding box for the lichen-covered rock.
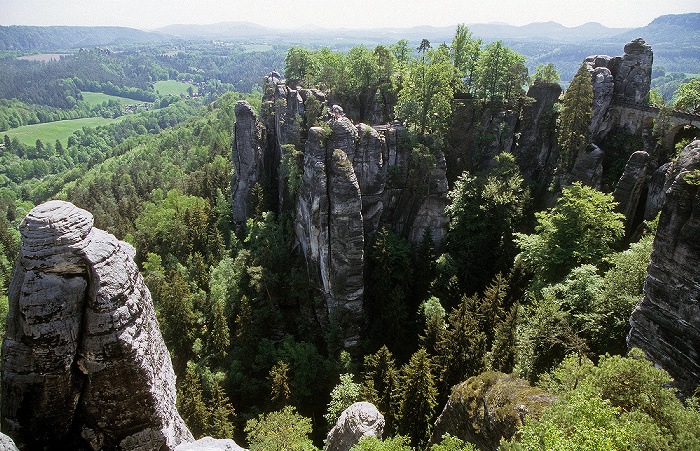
[232,100,264,226]
[1,200,193,450]
[0,432,19,451]
[427,372,555,451]
[175,437,247,451]
[613,150,650,234]
[325,402,384,451]
[628,140,700,397]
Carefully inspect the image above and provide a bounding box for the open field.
[4,116,124,147]
[81,91,141,107]
[154,80,198,96]
[18,53,71,62]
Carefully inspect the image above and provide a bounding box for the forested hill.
[0,25,170,51]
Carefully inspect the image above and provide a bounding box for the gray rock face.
[583,59,615,136]
[615,38,653,104]
[1,201,193,450]
[644,162,671,220]
[175,437,247,451]
[613,150,650,234]
[428,372,555,451]
[324,402,384,451]
[232,100,264,226]
[567,143,605,189]
[628,140,700,397]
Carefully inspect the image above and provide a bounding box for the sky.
[0,0,698,31]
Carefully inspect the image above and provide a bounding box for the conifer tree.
[398,348,437,448]
[208,300,230,359]
[234,295,258,371]
[325,373,361,427]
[268,360,291,410]
[486,302,519,373]
[362,345,400,435]
[435,295,486,399]
[205,382,236,439]
[557,63,593,173]
[159,270,196,366]
[178,367,211,439]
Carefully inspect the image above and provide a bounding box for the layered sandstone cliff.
[628,140,700,396]
[1,200,193,450]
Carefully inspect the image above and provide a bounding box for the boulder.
[427,372,555,451]
[325,402,384,451]
[1,201,193,450]
[628,140,700,396]
[0,433,19,451]
[613,150,650,234]
[175,437,247,451]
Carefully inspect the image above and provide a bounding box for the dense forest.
[0,20,699,451]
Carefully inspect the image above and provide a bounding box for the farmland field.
[18,53,71,62]
[154,80,198,96]
[4,116,124,147]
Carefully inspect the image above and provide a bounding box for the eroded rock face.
[567,143,605,189]
[615,38,653,104]
[175,437,247,451]
[628,140,700,397]
[232,100,264,226]
[1,201,193,450]
[325,402,384,451]
[428,372,555,451]
[613,150,650,234]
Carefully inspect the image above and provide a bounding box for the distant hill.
[0,25,170,51]
[612,13,700,44]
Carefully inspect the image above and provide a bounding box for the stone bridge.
[607,99,700,150]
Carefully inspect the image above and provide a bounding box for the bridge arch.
[667,123,700,154]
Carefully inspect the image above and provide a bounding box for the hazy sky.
[1,0,697,30]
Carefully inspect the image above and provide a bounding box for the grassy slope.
[4,116,124,147]
[81,91,140,107]
[154,80,198,96]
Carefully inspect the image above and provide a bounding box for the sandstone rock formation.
[567,143,605,189]
[615,38,653,104]
[427,372,555,451]
[175,437,247,451]
[325,402,384,451]
[232,100,264,225]
[628,140,700,396]
[1,200,193,450]
[613,150,650,234]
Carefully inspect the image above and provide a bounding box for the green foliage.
[245,406,318,451]
[281,144,304,196]
[515,182,624,287]
[673,78,700,113]
[398,348,438,447]
[429,434,477,451]
[476,41,528,100]
[177,365,211,439]
[532,63,560,84]
[451,24,482,95]
[528,351,700,451]
[285,46,317,84]
[268,360,292,410]
[557,64,593,173]
[351,436,412,451]
[362,345,401,436]
[395,46,454,135]
[443,152,529,296]
[325,373,362,426]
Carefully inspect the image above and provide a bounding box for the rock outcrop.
[232,100,264,225]
[234,75,449,348]
[613,150,650,234]
[0,433,19,451]
[325,402,384,451]
[628,140,700,397]
[427,372,555,451]
[175,437,247,451]
[1,201,193,450]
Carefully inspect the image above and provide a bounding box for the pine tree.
[268,360,291,410]
[435,295,486,399]
[178,367,211,439]
[557,63,593,173]
[362,345,400,435]
[208,300,230,359]
[325,373,361,427]
[234,295,258,371]
[159,270,196,366]
[398,348,437,448]
[486,302,519,373]
[205,382,236,439]
[477,273,508,350]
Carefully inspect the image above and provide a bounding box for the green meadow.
[4,116,124,147]
[154,80,198,96]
